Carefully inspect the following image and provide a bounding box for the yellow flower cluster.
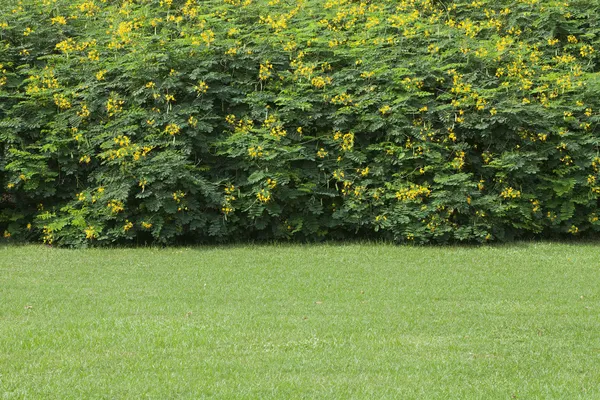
[96,69,107,81]
[222,184,236,215]
[452,151,466,170]
[379,105,391,115]
[401,77,423,92]
[332,170,345,180]
[84,226,98,240]
[53,94,71,110]
[79,1,100,16]
[123,220,133,232]
[259,61,273,81]
[107,200,124,214]
[104,139,152,162]
[331,93,353,105]
[55,38,97,54]
[106,97,124,117]
[0,64,6,87]
[164,123,181,136]
[194,81,208,94]
[311,76,332,89]
[51,16,67,25]
[395,184,431,202]
[25,69,59,95]
[248,146,264,158]
[259,14,289,32]
[172,191,185,203]
[77,104,90,118]
[500,187,521,199]
[317,148,328,158]
[333,131,354,151]
[270,125,287,139]
[113,135,130,147]
[226,115,254,134]
[225,0,252,6]
[256,189,271,203]
[40,226,53,244]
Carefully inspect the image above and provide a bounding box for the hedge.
[1,0,599,246]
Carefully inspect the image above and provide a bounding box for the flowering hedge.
[1,0,600,246]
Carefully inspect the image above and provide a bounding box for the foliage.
[1,0,600,246]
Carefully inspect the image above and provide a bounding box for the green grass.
[1,243,599,399]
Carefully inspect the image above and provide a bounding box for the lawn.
[1,243,599,399]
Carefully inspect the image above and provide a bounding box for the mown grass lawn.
[1,243,599,399]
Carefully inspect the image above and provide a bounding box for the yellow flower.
[87,50,100,62]
[256,189,271,203]
[395,184,431,201]
[379,105,391,115]
[51,16,67,25]
[222,205,234,215]
[259,61,273,81]
[95,69,107,81]
[311,76,331,89]
[107,200,124,213]
[248,146,264,158]
[331,93,353,105]
[224,184,236,194]
[53,94,71,110]
[142,221,153,229]
[500,187,521,199]
[173,191,185,203]
[84,226,98,239]
[77,104,90,118]
[194,81,209,94]
[106,97,124,116]
[200,29,215,46]
[332,170,345,180]
[164,123,181,136]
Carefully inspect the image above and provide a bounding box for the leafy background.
[1,0,599,246]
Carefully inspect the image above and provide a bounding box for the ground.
[1,243,599,398]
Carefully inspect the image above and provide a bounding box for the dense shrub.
[1,0,600,246]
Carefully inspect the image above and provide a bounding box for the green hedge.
[1,0,599,246]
